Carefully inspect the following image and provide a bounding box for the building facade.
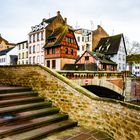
[94,34,127,72]
[28,23,46,65]
[74,29,92,57]
[75,51,117,71]
[44,24,79,70]
[127,54,140,77]
[28,11,65,66]
[17,40,28,64]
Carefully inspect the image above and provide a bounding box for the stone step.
[0,107,60,125]
[0,102,52,115]
[0,86,77,139]
[0,114,69,138]
[3,120,77,140]
[0,87,32,94]
[0,96,44,107]
[0,91,38,100]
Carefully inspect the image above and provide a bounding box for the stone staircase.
[0,86,77,140]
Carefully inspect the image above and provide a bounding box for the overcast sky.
[0,0,140,43]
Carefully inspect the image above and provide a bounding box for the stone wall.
[0,65,140,140]
[131,79,140,100]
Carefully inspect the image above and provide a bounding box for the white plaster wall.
[17,42,28,64]
[28,29,45,66]
[0,55,6,65]
[110,37,126,71]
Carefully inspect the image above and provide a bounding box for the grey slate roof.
[0,47,14,56]
[94,34,127,55]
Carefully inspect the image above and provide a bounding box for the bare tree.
[125,36,140,54]
[131,41,140,54]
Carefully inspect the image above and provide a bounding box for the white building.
[74,29,92,57]
[28,22,46,65]
[17,40,28,64]
[94,34,127,71]
[127,54,140,77]
[0,47,18,65]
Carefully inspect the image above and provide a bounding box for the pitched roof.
[0,35,9,44]
[42,16,57,24]
[127,54,140,63]
[92,25,109,36]
[95,34,125,55]
[44,25,78,49]
[17,40,28,45]
[0,35,15,46]
[0,47,14,56]
[44,25,68,48]
[76,50,116,65]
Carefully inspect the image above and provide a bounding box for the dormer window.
[48,37,56,43]
[98,46,102,51]
[85,56,89,61]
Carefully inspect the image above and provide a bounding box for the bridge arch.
[73,79,123,96]
[83,85,124,100]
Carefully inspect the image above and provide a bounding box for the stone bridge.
[58,71,131,100]
[0,65,139,140]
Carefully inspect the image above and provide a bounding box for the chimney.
[64,17,67,24]
[57,11,60,16]
[97,25,101,28]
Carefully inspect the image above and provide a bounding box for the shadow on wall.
[83,85,124,101]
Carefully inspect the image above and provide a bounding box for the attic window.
[85,56,89,61]
[99,46,102,51]
[106,44,110,51]
[48,38,55,43]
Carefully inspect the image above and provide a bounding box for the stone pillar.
[124,77,132,101]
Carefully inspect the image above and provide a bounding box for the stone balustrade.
[58,70,123,79]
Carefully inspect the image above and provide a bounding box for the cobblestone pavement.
[42,127,113,140]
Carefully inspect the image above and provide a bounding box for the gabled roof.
[44,25,78,49]
[76,50,117,65]
[0,35,8,44]
[75,50,98,64]
[0,47,14,56]
[95,34,126,55]
[42,16,57,24]
[92,25,109,36]
[0,35,15,46]
[44,25,68,48]
[17,40,28,45]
